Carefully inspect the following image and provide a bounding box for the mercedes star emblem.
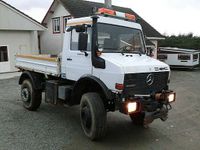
[146,73,154,86]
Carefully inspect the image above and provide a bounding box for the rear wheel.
[129,112,145,126]
[80,92,107,140]
[21,79,42,111]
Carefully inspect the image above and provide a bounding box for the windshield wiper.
[120,40,143,56]
[120,46,142,56]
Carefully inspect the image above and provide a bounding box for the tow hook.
[144,105,170,126]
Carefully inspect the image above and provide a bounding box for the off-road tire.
[21,79,42,111]
[80,92,107,140]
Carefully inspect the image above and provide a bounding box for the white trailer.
[158,47,200,69]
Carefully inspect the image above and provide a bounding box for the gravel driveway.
[0,70,200,150]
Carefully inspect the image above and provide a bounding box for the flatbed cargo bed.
[16,54,60,76]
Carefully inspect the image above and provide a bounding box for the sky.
[4,0,200,36]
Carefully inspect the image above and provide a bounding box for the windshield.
[97,23,145,54]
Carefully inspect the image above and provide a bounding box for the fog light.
[168,93,175,103]
[155,91,176,103]
[127,102,137,113]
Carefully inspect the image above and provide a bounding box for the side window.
[87,28,91,51]
[70,28,91,51]
[52,17,60,33]
[178,54,191,60]
[158,54,168,60]
[0,46,8,62]
[193,54,198,60]
[71,29,79,50]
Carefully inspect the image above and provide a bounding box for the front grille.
[123,72,169,96]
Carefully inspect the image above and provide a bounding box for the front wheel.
[21,79,42,111]
[80,92,107,140]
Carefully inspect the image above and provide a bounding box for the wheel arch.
[19,71,45,90]
[70,75,114,105]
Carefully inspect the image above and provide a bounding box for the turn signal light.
[98,8,116,16]
[115,83,124,90]
[96,51,102,56]
[125,13,136,21]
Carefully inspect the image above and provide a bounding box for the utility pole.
[105,0,112,9]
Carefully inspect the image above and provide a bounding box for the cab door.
[65,28,92,81]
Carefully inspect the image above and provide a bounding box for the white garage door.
[0,46,10,73]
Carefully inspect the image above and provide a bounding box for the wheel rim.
[21,88,31,103]
[81,103,92,133]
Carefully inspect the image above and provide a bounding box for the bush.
[159,33,200,51]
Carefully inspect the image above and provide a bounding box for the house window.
[52,17,60,33]
[0,46,8,62]
[63,16,71,33]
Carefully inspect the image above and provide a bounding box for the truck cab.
[62,14,170,92]
[16,8,176,140]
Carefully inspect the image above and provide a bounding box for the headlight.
[127,102,137,113]
[120,101,141,115]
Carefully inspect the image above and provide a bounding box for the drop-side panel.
[15,54,60,76]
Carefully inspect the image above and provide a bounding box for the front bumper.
[117,90,176,124]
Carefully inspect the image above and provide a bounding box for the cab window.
[70,28,91,51]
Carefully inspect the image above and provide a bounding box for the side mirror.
[76,25,86,32]
[78,33,88,51]
[66,26,73,32]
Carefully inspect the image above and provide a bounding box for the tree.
[159,33,200,50]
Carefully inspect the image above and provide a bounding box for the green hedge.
[159,33,200,50]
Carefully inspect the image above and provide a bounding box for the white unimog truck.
[16,8,176,140]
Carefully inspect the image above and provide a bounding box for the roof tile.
[59,0,164,38]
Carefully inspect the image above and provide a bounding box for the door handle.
[77,52,89,57]
[67,58,72,61]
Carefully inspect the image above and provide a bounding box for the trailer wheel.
[21,79,42,111]
[129,112,145,126]
[80,92,107,140]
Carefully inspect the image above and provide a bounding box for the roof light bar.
[97,7,136,21]
[98,8,116,16]
[125,13,136,21]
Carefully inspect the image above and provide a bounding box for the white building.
[0,0,46,73]
[40,0,165,56]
